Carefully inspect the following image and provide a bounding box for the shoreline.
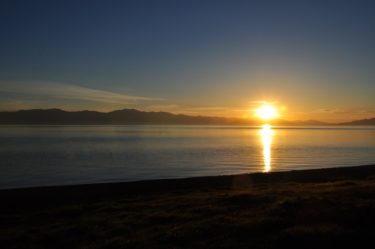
[1,164,375,207]
[2,163,375,189]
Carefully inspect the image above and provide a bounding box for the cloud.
[312,108,348,114]
[312,108,375,116]
[184,106,231,111]
[0,81,243,117]
[0,81,163,107]
[140,103,247,118]
[144,104,180,110]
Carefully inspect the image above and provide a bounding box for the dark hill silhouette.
[338,117,375,125]
[0,109,250,125]
[0,108,373,125]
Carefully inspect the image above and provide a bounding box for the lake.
[1,125,375,189]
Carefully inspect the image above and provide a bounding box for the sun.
[255,104,279,120]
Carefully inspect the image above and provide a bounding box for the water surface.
[1,125,375,189]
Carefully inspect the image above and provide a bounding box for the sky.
[0,0,374,122]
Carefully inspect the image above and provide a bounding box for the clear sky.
[0,0,374,122]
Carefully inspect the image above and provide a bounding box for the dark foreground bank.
[1,165,375,249]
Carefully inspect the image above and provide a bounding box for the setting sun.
[255,104,279,120]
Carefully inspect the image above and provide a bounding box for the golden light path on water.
[259,124,274,172]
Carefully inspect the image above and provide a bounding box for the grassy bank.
[1,165,375,249]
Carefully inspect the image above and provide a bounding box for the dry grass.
[1,165,375,248]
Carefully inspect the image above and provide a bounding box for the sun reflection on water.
[259,124,274,172]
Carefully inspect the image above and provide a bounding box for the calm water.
[1,125,375,189]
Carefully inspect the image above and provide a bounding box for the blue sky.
[0,0,374,121]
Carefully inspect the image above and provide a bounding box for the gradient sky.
[0,0,374,122]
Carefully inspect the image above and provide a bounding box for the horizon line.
[1,107,374,125]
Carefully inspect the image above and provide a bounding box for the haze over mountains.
[0,109,374,125]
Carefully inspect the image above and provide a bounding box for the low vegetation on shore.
[1,165,375,249]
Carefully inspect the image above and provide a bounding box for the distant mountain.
[338,118,375,125]
[0,109,250,125]
[0,108,373,125]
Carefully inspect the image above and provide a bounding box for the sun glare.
[260,124,273,172]
[255,104,278,121]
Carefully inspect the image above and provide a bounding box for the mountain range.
[0,108,374,125]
